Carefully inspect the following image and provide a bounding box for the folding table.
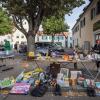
[67,59,100,81]
[34,57,100,81]
[0,51,15,72]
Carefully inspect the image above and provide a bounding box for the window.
[79,21,82,38]
[91,8,96,20]
[77,25,79,31]
[80,17,85,28]
[49,36,52,40]
[76,25,79,32]
[16,36,19,38]
[62,36,64,40]
[21,41,25,44]
[59,36,64,40]
[24,22,26,25]
[16,41,19,43]
[54,36,58,40]
[74,25,79,33]
[96,35,98,40]
[91,8,93,20]
[83,17,85,26]
[42,36,48,40]
[21,36,24,38]
[80,20,83,27]
[96,0,100,15]
[70,37,72,40]
[70,43,72,48]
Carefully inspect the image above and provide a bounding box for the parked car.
[35,42,64,56]
[18,42,65,56]
[35,43,49,56]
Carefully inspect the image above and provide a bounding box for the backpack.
[53,84,61,96]
[30,83,48,97]
[87,87,96,97]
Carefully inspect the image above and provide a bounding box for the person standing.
[93,41,100,72]
[4,39,11,55]
[14,42,20,53]
[14,43,18,51]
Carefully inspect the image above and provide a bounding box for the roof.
[37,31,69,36]
[72,0,93,30]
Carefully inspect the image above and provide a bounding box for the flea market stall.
[0,52,100,98]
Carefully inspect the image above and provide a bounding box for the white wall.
[12,29,27,46]
[0,20,66,48]
[36,35,66,47]
[67,33,73,48]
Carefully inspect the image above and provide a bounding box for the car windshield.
[35,43,49,48]
[35,42,62,49]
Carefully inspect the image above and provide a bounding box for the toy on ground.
[10,83,30,94]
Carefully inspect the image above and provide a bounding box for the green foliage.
[0,0,85,35]
[42,16,69,35]
[0,0,85,16]
[0,8,12,35]
[0,0,85,52]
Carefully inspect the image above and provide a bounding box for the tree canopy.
[0,0,85,36]
[42,16,69,35]
[0,0,85,52]
[0,8,12,35]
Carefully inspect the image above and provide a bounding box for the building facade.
[65,32,73,48]
[72,0,100,50]
[0,31,67,48]
[35,34,66,47]
[0,19,69,48]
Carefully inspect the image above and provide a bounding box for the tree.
[42,16,69,42]
[0,8,12,35]
[0,0,85,53]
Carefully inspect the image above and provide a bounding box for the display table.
[0,51,15,71]
[34,57,77,69]
[34,57,99,81]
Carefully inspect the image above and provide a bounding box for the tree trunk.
[27,34,35,53]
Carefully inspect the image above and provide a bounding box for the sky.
[65,0,90,32]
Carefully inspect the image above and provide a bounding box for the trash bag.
[87,87,96,97]
[30,83,48,97]
[53,84,61,96]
